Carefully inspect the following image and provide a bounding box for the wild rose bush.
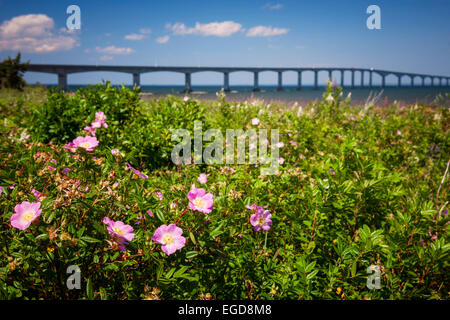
[0,83,448,300]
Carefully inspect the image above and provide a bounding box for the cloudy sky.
[0,0,449,85]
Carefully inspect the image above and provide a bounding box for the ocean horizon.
[38,84,450,107]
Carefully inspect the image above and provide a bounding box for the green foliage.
[0,83,449,300]
[123,95,207,168]
[27,81,142,144]
[0,52,29,91]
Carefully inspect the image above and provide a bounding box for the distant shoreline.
[30,84,450,107]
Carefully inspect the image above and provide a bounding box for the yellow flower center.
[162,233,174,245]
[80,142,91,149]
[257,216,266,227]
[112,226,124,235]
[193,198,205,209]
[23,211,35,222]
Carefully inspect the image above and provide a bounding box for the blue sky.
[0,0,449,85]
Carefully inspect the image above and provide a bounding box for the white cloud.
[167,21,242,37]
[124,33,147,40]
[263,3,284,10]
[0,14,53,38]
[0,14,78,53]
[246,26,289,37]
[156,35,169,44]
[139,28,151,34]
[99,55,113,61]
[95,45,135,55]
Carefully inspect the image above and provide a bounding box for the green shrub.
[28,81,142,144]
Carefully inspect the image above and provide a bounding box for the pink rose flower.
[83,125,96,136]
[152,224,186,255]
[250,209,272,232]
[187,187,213,214]
[197,173,208,185]
[251,117,260,126]
[95,111,106,121]
[72,136,99,152]
[11,201,42,230]
[91,111,108,129]
[154,192,163,201]
[103,217,135,251]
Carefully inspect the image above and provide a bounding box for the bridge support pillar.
[184,73,192,93]
[381,75,386,88]
[410,76,414,87]
[328,70,332,83]
[422,77,425,87]
[58,72,68,91]
[340,70,344,87]
[223,72,230,92]
[277,71,283,91]
[253,72,260,92]
[132,73,140,87]
[296,71,302,91]
[360,71,364,88]
[369,71,373,88]
[351,70,355,89]
[397,75,401,88]
[314,70,318,90]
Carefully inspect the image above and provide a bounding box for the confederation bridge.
[27,64,450,92]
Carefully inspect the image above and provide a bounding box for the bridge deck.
[26,64,450,92]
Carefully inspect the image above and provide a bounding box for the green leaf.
[156,210,165,223]
[173,266,189,278]
[189,231,197,245]
[186,251,199,259]
[307,269,319,280]
[351,261,357,277]
[81,236,102,243]
[36,233,48,241]
[86,278,94,300]
[305,261,317,273]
